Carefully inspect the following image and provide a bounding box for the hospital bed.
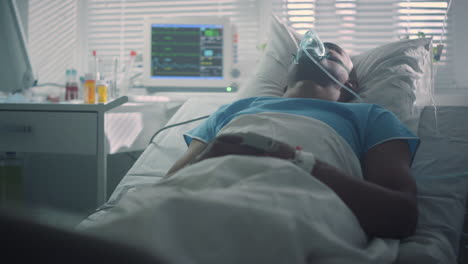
[78,16,468,263]
[79,96,468,263]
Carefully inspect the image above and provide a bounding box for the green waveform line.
[152,42,200,46]
[156,72,200,75]
[153,57,199,70]
[152,52,199,57]
[153,31,200,35]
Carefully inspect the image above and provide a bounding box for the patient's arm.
[166,134,295,177]
[311,139,417,239]
[168,135,416,239]
[166,139,207,177]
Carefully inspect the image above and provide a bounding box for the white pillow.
[236,14,301,99]
[350,38,433,133]
[237,14,433,133]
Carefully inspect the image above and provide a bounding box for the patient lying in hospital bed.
[167,42,420,240]
[80,41,423,263]
[77,14,468,262]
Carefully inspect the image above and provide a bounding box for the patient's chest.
[218,112,363,180]
[215,98,367,159]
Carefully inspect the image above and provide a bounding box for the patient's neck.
[283,80,340,101]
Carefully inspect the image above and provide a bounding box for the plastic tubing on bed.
[148,115,210,145]
[299,31,363,102]
[414,171,468,181]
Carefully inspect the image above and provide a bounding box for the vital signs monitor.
[143,17,235,91]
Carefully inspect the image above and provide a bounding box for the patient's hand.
[192,134,295,165]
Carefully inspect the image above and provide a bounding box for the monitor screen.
[0,0,35,94]
[151,24,224,80]
[143,17,234,90]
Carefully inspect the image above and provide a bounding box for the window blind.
[273,0,455,90]
[28,0,79,84]
[27,0,455,90]
[86,0,261,82]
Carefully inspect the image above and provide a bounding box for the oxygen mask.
[295,30,362,101]
[297,30,329,62]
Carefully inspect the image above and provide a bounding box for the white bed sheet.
[80,98,468,263]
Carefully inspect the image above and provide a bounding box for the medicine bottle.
[0,152,23,206]
[97,80,108,103]
[84,73,96,104]
[65,69,78,101]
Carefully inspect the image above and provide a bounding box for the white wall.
[453,0,468,90]
[436,0,468,105]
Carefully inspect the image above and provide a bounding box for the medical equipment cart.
[0,96,128,209]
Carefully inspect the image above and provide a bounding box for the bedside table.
[0,96,128,208]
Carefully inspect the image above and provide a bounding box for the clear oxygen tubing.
[414,171,468,181]
[298,30,364,102]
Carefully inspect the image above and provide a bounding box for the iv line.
[415,171,468,181]
[428,0,453,135]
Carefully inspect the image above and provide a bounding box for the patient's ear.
[348,79,360,93]
[338,79,360,102]
[338,67,361,102]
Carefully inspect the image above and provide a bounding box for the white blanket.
[80,113,399,263]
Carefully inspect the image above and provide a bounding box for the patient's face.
[286,43,354,100]
[321,42,353,83]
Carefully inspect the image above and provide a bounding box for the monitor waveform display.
[151,24,223,79]
[152,57,200,74]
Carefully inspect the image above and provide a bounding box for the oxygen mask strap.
[298,30,363,102]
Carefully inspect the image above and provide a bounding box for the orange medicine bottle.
[97,80,108,103]
[84,73,96,104]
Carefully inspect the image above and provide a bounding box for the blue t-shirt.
[184,97,420,162]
